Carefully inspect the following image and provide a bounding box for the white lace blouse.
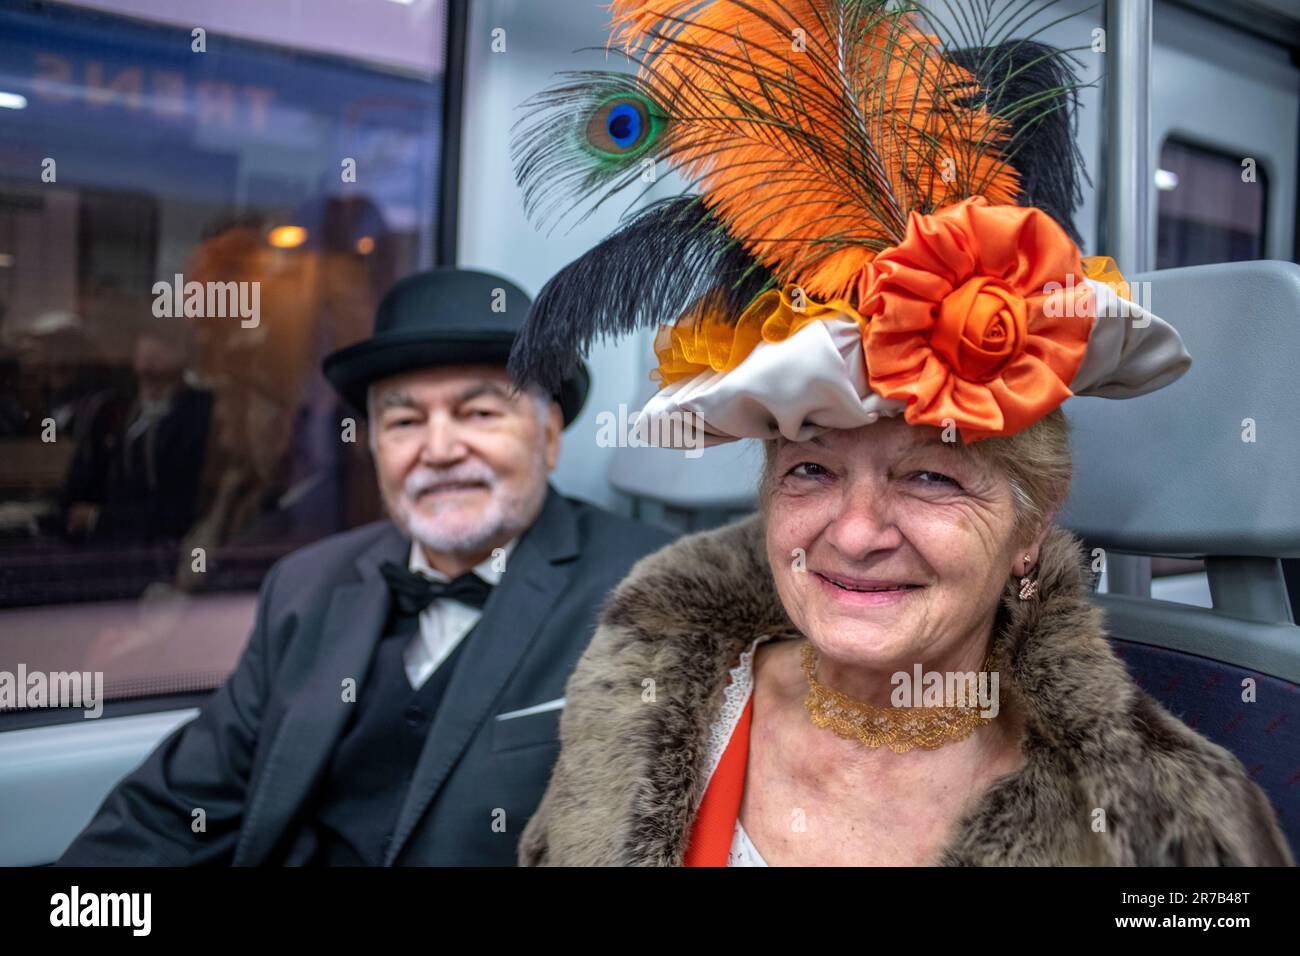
[728,819,769,867]
[697,635,777,867]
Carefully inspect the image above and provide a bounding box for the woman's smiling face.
[764,417,1026,674]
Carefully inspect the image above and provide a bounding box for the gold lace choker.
[801,643,994,753]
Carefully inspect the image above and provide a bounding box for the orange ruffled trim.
[653,284,866,386]
[1081,254,1131,300]
[857,196,1095,442]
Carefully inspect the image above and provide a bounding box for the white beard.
[387,451,549,558]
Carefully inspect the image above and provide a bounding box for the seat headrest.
[1061,260,1300,558]
[609,438,761,510]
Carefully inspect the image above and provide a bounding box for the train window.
[1150,137,1268,599]
[0,0,450,718]
[1155,137,1268,269]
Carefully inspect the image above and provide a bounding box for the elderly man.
[58,268,673,866]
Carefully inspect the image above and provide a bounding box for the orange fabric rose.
[857,196,1094,442]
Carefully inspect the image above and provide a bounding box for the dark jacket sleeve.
[56,561,283,865]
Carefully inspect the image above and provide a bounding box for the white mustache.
[404,466,496,499]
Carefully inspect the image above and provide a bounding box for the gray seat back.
[607,377,761,531]
[1060,260,1300,858]
[1063,260,1300,563]
[1061,259,1300,643]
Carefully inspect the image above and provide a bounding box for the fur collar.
[522,516,1292,866]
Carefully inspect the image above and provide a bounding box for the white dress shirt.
[401,537,517,689]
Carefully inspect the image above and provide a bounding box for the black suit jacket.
[58,488,674,865]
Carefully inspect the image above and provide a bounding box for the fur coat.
[520,515,1293,866]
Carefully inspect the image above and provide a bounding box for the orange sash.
[683,696,753,867]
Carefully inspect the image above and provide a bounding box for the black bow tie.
[379,560,494,615]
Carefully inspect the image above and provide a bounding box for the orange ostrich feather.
[604,0,1021,302]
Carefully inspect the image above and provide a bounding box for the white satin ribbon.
[1070,279,1192,398]
[635,278,1191,446]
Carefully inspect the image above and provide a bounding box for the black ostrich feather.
[948,39,1090,246]
[508,195,774,392]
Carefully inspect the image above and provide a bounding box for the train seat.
[1061,259,1300,860]
[608,384,761,532]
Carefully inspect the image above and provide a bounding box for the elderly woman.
[518,410,1291,865]
[505,0,1293,865]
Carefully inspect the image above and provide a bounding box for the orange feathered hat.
[509,0,1190,444]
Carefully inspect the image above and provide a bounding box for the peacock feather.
[509,0,1091,388]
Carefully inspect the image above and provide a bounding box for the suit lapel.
[234,525,405,865]
[384,487,579,864]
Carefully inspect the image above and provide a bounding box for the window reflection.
[0,0,447,710]
[1156,138,1268,270]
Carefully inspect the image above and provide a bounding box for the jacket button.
[403,706,424,727]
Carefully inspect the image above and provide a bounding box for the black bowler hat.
[322,267,589,426]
